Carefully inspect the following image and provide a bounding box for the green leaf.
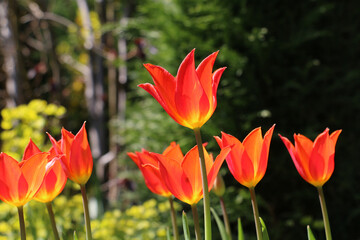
[182,211,191,240]
[259,217,270,240]
[73,231,78,240]
[238,218,244,240]
[211,207,230,240]
[307,225,316,240]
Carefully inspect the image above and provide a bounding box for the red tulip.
[152,144,230,205]
[20,140,67,203]
[127,142,183,197]
[139,49,226,129]
[48,122,93,185]
[279,128,341,187]
[0,143,48,207]
[215,125,275,188]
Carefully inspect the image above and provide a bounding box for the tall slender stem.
[220,197,232,239]
[80,184,93,240]
[191,204,202,240]
[17,206,26,240]
[45,202,61,240]
[249,187,263,240]
[169,196,179,240]
[193,127,211,240]
[317,186,332,240]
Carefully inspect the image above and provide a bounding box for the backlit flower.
[279,128,341,187]
[215,125,275,188]
[127,142,184,197]
[48,122,93,185]
[0,141,48,207]
[152,144,230,205]
[139,49,226,129]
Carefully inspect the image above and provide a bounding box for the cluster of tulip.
[0,123,93,240]
[129,49,341,240]
[0,49,341,240]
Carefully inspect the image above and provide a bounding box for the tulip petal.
[127,152,140,168]
[207,146,230,189]
[309,129,331,185]
[257,125,275,182]
[175,49,210,128]
[141,164,171,197]
[211,67,226,109]
[196,51,219,103]
[162,142,184,163]
[22,139,41,161]
[181,146,202,194]
[279,134,310,182]
[157,154,193,204]
[69,123,93,184]
[243,127,263,170]
[138,83,185,126]
[21,152,48,197]
[219,132,245,183]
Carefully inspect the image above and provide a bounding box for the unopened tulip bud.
[213,174,226,197]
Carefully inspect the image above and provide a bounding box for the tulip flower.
[139,49,225,130]
[215,125,275,188]
[127,144,180,197]
[0,140,48,240]
[21,139,66,240]
[48,122,93,240]
[0,151,48,207]
[279,128,341,240]
[215,125,275,240]
[279,128,341,187]
[48,122,93,185]
[153,144,230,205]
[152,144,230,239]
[140,49,226,240]
[128,142,184,240]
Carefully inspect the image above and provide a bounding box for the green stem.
[80,184,93,240]
[220,197,232,239]
[249,187,263,240]
[169,196,179,240]
[191,204,202,240]
[194,128,211,240]
[17,206,26,240]
[45,202,61,240]
[317,186,332,240]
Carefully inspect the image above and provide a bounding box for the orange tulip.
[20,140,67,203]
[127,142,184,197]
[48,122,93,185]
[152,144,230,205]
[279,128,341,187]
[139,49,226,129]
[215,125,275,188]
[0,143,48,207]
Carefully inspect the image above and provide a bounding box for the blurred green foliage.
[0,99,66,159]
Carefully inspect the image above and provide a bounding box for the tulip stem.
[220,196,232,239]
[169,196,179,240]
[249,187,263,240]
[194,127,211,240]
[317,186,332,240]
[80,184,93,240]
[17,206,26,240]
[191,204,202,240]
[45,202,61,240]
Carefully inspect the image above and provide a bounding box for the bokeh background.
[0,0,359,239]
